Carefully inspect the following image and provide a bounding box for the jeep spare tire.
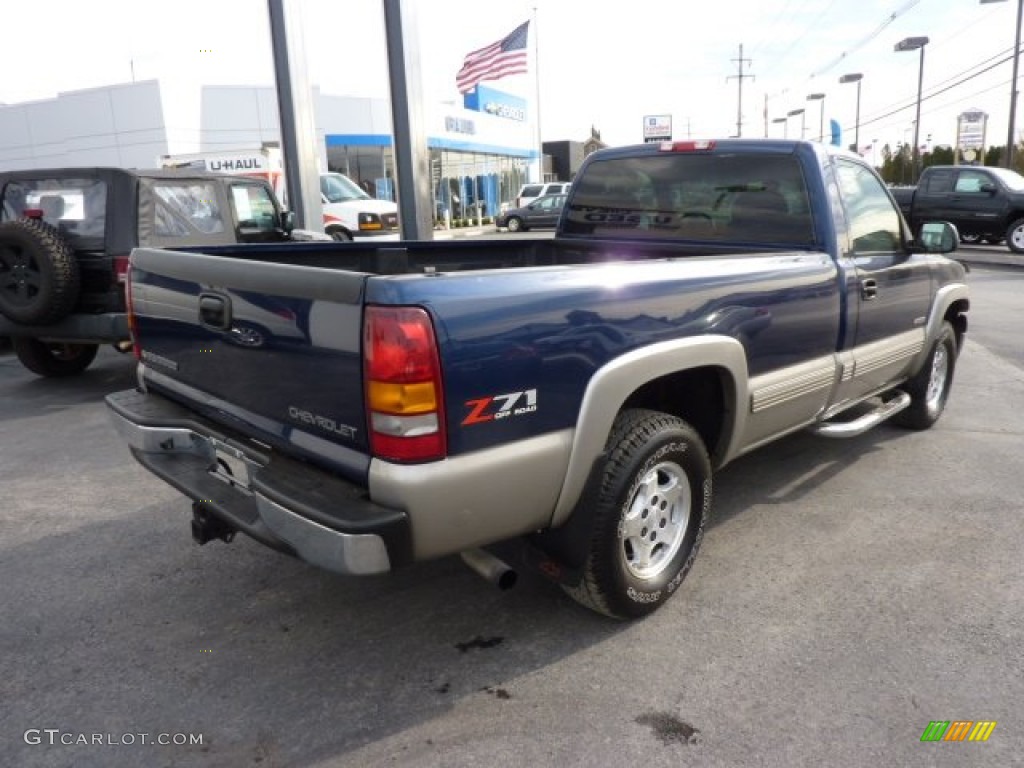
[0,218,80,324]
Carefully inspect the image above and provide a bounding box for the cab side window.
[954,170,990,193]
[835,159,902,253]
[152,182,225,236]
[230,183,279,232]
[921,169,954,194]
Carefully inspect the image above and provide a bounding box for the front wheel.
[1005,218,1024,253]
[894,321,957,430]
[13,338,99,377]
[563,409,711,619]
[329,229,352,242]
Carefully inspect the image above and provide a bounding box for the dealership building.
[0,78,566,218]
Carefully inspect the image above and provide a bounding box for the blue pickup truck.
[106,139,968,619]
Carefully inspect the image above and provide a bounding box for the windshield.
[986,167,1024,192]
[320,173,372,203]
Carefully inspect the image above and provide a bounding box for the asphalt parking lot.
[2,260,1022,768]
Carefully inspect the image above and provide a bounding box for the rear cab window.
[562,152,814,245]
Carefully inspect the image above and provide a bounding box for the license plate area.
[209,438,254,494]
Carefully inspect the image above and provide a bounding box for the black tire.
[959,232,982,245]
[0,218,80,324]
[563,409,711,619]
[894,321,957,430]
[1005,218,1024,253]
[13,338,99,377]
[329,229,352,242]
[506,217,525,232]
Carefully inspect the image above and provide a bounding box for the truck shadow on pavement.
[2,499,624,767]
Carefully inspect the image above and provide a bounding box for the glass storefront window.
[326,142,532,223]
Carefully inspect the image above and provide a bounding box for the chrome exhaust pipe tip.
[460,548,518,591]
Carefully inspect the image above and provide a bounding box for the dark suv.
[0,167,296,376]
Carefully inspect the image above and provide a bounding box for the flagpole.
[532,7,544,182]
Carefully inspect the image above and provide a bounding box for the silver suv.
[516,182,571,208]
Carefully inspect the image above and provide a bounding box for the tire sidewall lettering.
[617,437,698,605]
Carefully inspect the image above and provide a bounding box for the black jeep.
[0,167,297,376]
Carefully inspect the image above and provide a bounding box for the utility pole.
[727,44,754,138]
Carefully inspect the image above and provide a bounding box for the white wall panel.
[0,80,168,171]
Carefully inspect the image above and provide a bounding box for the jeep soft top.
[0,166,295,376]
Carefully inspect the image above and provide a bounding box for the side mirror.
[280,210,296,233]
[918,221,959,253]
[979,182,997,195]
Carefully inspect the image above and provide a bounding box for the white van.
[516,181,571,208]
[319,173,399,241]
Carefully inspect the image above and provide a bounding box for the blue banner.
[463,85,528,122]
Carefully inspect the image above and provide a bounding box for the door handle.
[199,293,232,330]
[860,278,878,300]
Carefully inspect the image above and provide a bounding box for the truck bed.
[182,236,804,275]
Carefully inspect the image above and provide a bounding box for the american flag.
[455,21,530,95]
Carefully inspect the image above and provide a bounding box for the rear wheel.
[959,232,982,245]
[506,216,525,232]
[329,229,352,242]
[894,321,957,430]
[563,409,711,619]
[0,218,79,324]
[12,338,99,377]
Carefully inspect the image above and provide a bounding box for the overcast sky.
[2,0,1020,161]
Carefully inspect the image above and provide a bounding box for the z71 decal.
[462,388,537,426]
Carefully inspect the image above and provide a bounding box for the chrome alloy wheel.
[619,460,691,580]
[1010,222,1024,251]
[925,342,950,413]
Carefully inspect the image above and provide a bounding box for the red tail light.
[364,306,446,462]
[113,255,131,284]
[125,262,140,360]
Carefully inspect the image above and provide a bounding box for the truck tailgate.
[129,247,371,478]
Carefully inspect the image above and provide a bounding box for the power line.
[810,0,923,78]
[855,49,1016,132]
[756,0,842,81]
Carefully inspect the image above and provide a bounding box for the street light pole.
[981,0,1024,168]
[839,73,863,151]
[772,116,788,138]
[895,37,929,180]
[788,108,805,140]
[807,93,825,141]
